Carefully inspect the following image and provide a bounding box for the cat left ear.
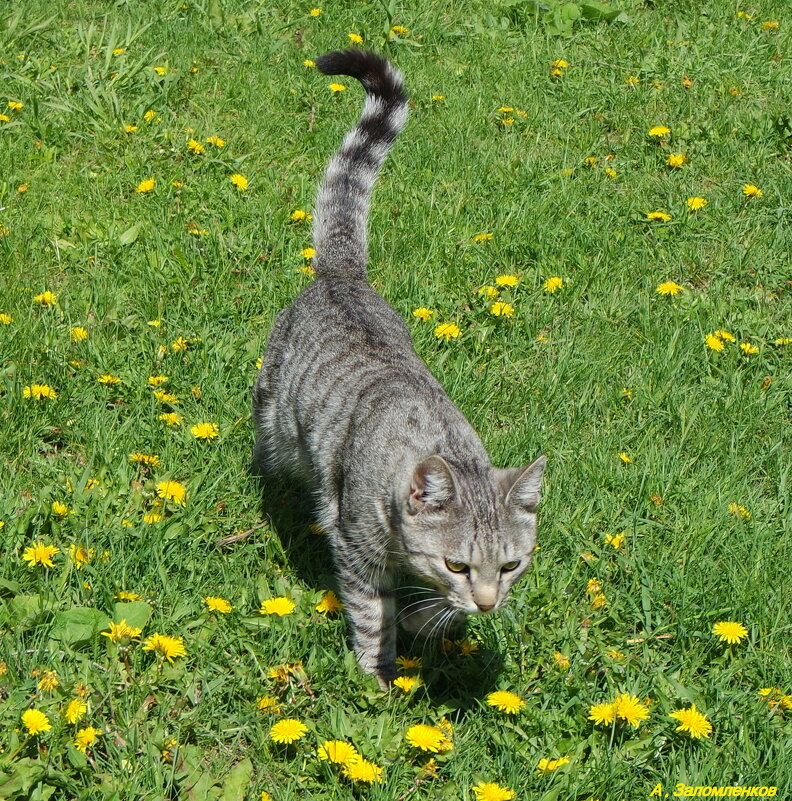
[408,455,457,514]
[499,455,547,513]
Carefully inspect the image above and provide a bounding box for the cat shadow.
[254,468,336,590]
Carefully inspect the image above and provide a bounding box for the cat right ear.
[408,455,457,514]
[500,455,547,513]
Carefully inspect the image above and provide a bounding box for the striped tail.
[313,50,409,281]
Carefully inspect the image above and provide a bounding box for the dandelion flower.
[705,333,725,351]
[329,83,347,93]
[64,699,87,724]
[159,412,182,427]
[97,374,121,384]
[143,511,162,524]
[588,702,616,726]
[613,693,650,726]
[37,671,59,692]
[191,422,219,439]
[303,59,315,68]
[687,196,707,210]
[390,25,410,35]
[309,8,321,16]
[136,178,156,193]
[553,651,570,670]
[256,695,281,713]
[619,452,632,463]
[656,281,683,295]
[142,633,187,661]
[591,592,608,609]
[648,125,671,137]
[477,285,499,299]
[23,384,57,400]
[301,247,316,260]
[51,501,70,517]
[729,502,751,521]
[315,590,343,614]
[543,276,563,293]
[393,675,423,693]
[34,290,58,306]
[205,135,226,147]
[101,619,143,643]
[712,621,748,644]
[646,211,671,222]
[537,756,570,774]
[742,184,763,198]
[153,66,167,76]
[490,302,514,317]
[762,20,779,30]
[486,690,526,714]
[604,532,625,548]
[405,724,450,752]
[342,759,384,783]
[204,596,233,614]
[472,782,516,801]
[740,342,759,355]
[0,313,12,324]
[604,167,618,178]
[8,101,24,111]
[290,209,308,221]
[318,740,359,764]
[434,322,460,341]
[260,597,296,616]
[666,153,687,168]
[412,307,434,321]
[270,718,308,744]
[495,274,519,287]
[348,33,363,44]
[22,709,52,736]
[71,326,89,341]
[129,452,160,467]
[230,173,249,191]
[22,542,60,568]
[396,655,422,670]
[171,336,189,352]
[74,726,102,753]
[156,480,187,506]
[473,232,493,242]
[669,704,713,739]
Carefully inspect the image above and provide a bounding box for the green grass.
[1,0,791,798]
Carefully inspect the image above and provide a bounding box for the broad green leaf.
[50,607,111,645]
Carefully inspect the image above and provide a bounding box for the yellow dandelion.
[136,178,156,193]
[648,125,670,137]
[456,638,479,656]
[97,374,121,384]
[619,452,632,463]
[393,675,423,693]
[473,232,493,242]
[591,592,608,609]
[588,701,616,726]
[142,633,187,661]
[543,276,563,293]
[269,718,308,744]
[205,135,226,147]
[604,167,618,178]
[740,342,759,355]
[186,138,205,155]
[490,302,514,317]
[204,596,233,614]
[171,335,188,352]
[101,619,143,643]
[613,693,650,726]
[256,695,281,714]
[705,333,725,351]
[74,726,102,753]
[472,782,516,801]
[762,20,779,30]
[318,740,360,764]
[434,322,460,341]
[191,422,219,440]
[412,307,434,321]
[396,655,422,670]
[687,196,707,210]
[553,652,570,670]
[486,690,526,714]
[477,285,499,299]
[64,699,88,724]
[329,82,347,93]
[342,758,384,784]
[604,532,625,549]
[712,621,748,644]
[70,326,89,341]
[230,173,249,191]
[34,290,58,306]
[742,184,763,198]
[656,281,684,295]
[315,590,343,614]
[309,8,321,16]
[646,211,672,222]
[260,597,296,616]
[390,25,410,35]
[156,480,187,506]
[666,153,687,168]
[129,452,160,467]
[303,59,316,68]
[537,756,570,774]
[348,33,363,44]
[495,273,519,287]
[669,704,713,739]
[729,502,751,521]
[23,384,58,400]
[22,542,60,568]
[37,671,59,692]
[0,313,12,324]
[405,724,449,752]
[22,709,52,736]
[51,501,70,518]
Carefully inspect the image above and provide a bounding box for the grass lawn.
[1,0,791,798]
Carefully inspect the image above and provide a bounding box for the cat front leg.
[337,560,398,688]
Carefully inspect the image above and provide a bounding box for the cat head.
[399,454,546,615]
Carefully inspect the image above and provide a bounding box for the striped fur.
[313,49,408,281]
[253,51,546,686]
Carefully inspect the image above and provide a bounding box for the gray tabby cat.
[253,50,546,687]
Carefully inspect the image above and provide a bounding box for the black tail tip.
[315,49,406,101]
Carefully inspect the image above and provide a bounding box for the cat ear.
[408,455,457,514]
[499,455,547,513]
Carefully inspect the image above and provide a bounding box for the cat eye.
[445,559,469,574]
[501,560,520,573]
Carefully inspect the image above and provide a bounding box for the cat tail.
[313,49,409,281]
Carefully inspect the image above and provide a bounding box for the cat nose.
[477,603,495,612]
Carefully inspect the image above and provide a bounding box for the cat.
[253,49,546,687]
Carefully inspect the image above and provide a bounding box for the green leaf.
[112,601,152,631]
[219,759,252,801]
[579,1,626,22]
[118,223,141,245]
[0,594,49,628]
[50,607,111,645]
